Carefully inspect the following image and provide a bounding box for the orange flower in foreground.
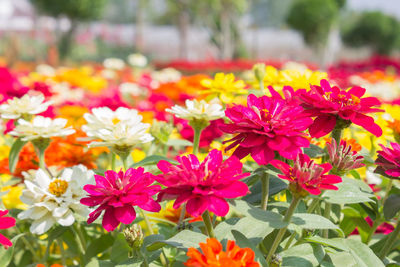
[185,238,260,267]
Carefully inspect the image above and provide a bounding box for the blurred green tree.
[341,11,400,55]
[30,0,107,60]
[286,0,343,65]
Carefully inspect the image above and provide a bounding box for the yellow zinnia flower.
[201,73,248,104]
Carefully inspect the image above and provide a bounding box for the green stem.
[138,250,149,267]
[140,209,154,235]
[192,127,202,155]
[379,218,400,260]
[73,223,86,266]
[307,198,319,213]
[178,203,187,227]
[57,239,66,266]
[323,202,332,238]
[15,226,41,263]
[201,210,215,238]
[140,210,168,266]
[331,127,342,145]
[284,231,297,250]
[261,171,270,210]
[111,153,116,171]
[38,148,46,169]
[266,196,301,263]
[382,179,393,205]
[366,219,381,244]
[122,155,128,171]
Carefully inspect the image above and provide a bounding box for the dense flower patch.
[0,56,400,266]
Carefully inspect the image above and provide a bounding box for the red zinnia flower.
[156,149,250,217]
[220,92,312,165]
[185,238,260,267]
[271,153,342,195]
[298,79,383,138]
[80,168,161,232]
[375,143,400,179]
[0,210,16,249]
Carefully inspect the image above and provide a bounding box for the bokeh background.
[1,0,400,68]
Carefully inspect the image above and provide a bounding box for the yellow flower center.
[48,179,69,197]
[112,117,121,124]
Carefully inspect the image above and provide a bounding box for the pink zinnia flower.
[375,143,400,179]
[271,153,342,195]
[220,92,312,165]
[156,149,250,217]
[298,79,383,138]
[80,168,161,232]
[0,210,16,249]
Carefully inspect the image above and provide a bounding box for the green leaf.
[303,144,326,158]
[281,243,325,267]
[231,230,268,266]
[84,234,114,263]
[110,233,131,264]
[147,230,207,251]
[87,258,142,267]
[290,213,339,230]
[8,138,27,173]
[320,251,357,266]
[230,200,287,229]
[305,236,349,251]
[0,234,24,266]
[322,177,374,204]
[130,155,178,168]
[383,194,400,220]
[344,239,384,267]
[215,216,274,244]
[166,139,193,147]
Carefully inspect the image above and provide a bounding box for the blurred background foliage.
[1,0,400,66]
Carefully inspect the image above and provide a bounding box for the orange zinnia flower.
[185,238,260,267]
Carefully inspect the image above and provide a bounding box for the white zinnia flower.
[88,123,154,148]
[166,99,225,122]
[0,94,52,119]
[82,107,153,149]
[103,58,125,71]
[9,116,75,141]
[119,82,143,97]
[18,165,94,234]
[127,53,148,68]
[82,107,144,136]
[152,68,181,84]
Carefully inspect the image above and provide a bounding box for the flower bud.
[253,63,266,83]
[327,139,364,175]
[150,120,173,144]
[123,224,144,250]
[270,254,282,267]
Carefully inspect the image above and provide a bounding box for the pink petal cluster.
[375,143,400,179]
[0,210,16,249]
[80,168,161,232]
[271,153,342,195]
[220,91,312,165]
[156,149,250,217]
[298,79,383,138]
[326,139,365,174]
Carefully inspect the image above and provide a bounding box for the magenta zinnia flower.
[220,92,312,165]
[156,149,250,217]
[375,143,400,179]
[271,153,342,195]
[0,210,15,249]
[80,168,161,232]
[298,79,383,138]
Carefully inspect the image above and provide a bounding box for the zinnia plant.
[298,79,383,138]
[221,93,312,165]
[80,168,161,231]
[156,149,250,217]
